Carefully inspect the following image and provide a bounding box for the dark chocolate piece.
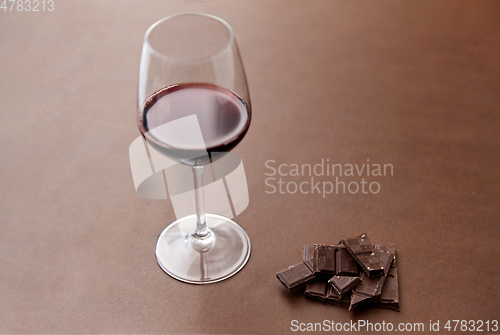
[328,275,362,299]
[276,262,315,291]
[303,245,316,272]
[373,267,399,311]
[305,279,350,309]
[373,245,399,311]
[304,280,328,302]
[316,244,336,274]
[303,244,359,275]
[336,245,359,275]
[376,248,394,274]
[342,233,384,277]
[325,285,350,309]
[349,248,394,310]
[375,244,397,268]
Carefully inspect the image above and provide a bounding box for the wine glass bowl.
[138,82,250,166]
[137,13,251,284]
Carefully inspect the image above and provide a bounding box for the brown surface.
[1,0,499,333]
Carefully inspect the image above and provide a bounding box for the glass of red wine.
[137,13,251,283]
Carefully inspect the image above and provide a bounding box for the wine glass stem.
[192,165,209,238]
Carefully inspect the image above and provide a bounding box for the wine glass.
[137,13,251,284]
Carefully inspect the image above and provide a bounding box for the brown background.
[1,0,499,334]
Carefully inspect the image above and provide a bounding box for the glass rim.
[144,13,235,61]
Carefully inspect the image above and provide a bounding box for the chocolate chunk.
[375,244,397,268]
[373,245,399,311]
[325,285,350,309]
[376,248,394,274]
[276,262,315,291]
[349,273,381,309]
[349,248,394,310]
[304,280,328,302]
[303,244,336,274]
[316,245,336,274]
[373,267,399,311]
[328,275,362,299]
[342,233,384,277]
[336,245,359,275]
[303,245,316,272]
[303,244,359,275]
[305,279,350,309]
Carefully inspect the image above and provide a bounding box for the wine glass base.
[155,214,251,284]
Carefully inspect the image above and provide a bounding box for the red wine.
[138,83,250,163]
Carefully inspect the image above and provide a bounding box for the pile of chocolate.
[276,233,399,311]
